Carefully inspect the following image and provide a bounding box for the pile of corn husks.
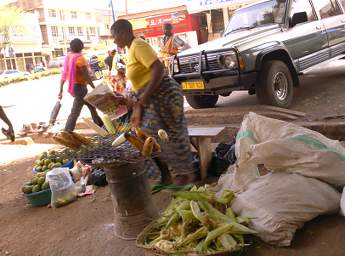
[142,186,257,254]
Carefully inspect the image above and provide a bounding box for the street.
[1,58,345,137]
[1,60,345,256]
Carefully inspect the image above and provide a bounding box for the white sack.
[231,172,341,246]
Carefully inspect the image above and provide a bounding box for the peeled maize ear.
[83,118,108,136]
[158,129,169,142]
[135,127,149,141]
[142,137,154,157]
[102,114,116,134]
[70,132,92,145]
[112,133,126,147]
[124,132,144,151]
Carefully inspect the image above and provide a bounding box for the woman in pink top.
[59,38,103,132]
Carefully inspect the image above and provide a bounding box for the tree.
[0,6,24,69]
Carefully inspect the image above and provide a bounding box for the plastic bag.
[84,82,127,119]
[46,168,77,208]
[49,100,61,125]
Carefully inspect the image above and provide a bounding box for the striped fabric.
[140,78,194,175]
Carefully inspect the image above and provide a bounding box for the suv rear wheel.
[256,60,293,108]
[185,95,219,109]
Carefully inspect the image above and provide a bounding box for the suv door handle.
[316,25,322,30]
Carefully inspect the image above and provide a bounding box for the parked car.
[48,56,65,68]
[0,69,30,80]
[32,65,47,73]
[173,0,345,108]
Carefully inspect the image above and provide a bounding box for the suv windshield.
[224,0,287,35]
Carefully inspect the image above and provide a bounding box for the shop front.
[130,12,205,52]
[186,0,259,41]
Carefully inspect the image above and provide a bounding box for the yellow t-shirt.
[126,38,158,93]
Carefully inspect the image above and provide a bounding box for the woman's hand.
[131,102,143,127]
[58,92,63,100]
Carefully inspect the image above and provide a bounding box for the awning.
[186,0,259,13]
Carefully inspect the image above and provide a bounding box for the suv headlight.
[217,53,237,69]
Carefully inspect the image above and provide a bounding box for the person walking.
[59,38,103,132]
[111,19,195,185]
[0,105,15,141]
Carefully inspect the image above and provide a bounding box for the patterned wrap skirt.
[139,78,194,175]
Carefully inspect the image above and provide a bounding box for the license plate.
[182,80,205,90]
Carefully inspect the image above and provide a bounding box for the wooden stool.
[188,127,226,180]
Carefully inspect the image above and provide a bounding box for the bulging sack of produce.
[46,168,77,208]
[84,82,127,119]
[232,112,345,190]
[231,172,340,247]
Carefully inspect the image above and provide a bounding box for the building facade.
[0,11,47,72]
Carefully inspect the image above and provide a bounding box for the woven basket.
[136,221,248,256]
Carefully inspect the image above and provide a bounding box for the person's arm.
[58,79,65,100]
[80,65,95,89]
[131,60,164,127]
[139,60,164,106]
[0,106,13,129]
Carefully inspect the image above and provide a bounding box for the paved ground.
[1,60,345,255]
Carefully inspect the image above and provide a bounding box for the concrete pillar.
[206,12,213,34]
[223,7,229,29]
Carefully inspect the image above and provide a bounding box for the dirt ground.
[2,63,345,256]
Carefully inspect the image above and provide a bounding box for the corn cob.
[112,133,126,147]
[135,127,149,141]
[158,129,169,142]
[82,118,108,136]
[142,137,154,156]
[124,132,144,151]
[102,114,116,134]
[53,135,80,149]
[59,132,82,148]
[70,132,92,145]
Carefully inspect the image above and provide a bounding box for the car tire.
[256,60,293,108]
[185,95,219,109]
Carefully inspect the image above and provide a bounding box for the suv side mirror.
[290,12,308,27]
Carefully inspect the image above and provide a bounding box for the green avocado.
[22,185,33,194]
[41,182,50,190]
[32,185,41,193]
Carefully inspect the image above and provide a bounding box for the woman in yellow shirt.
[111,19,195,185]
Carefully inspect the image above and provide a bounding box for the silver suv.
[173,0,345,108]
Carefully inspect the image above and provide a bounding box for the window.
[89,27,96,36]
[48,9,56,17]
[225,0,287,35]
[51,26,58,37]
[71,11,77,19]
[314,0,342,19]
[86,12,92,19]
[68,27,75,36]
[289,0,316,23]
[77,27,83,36]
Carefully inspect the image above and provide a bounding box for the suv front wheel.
[185,95,219,109]
[256,60,293,108]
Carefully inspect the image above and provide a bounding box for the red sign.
[131,13,199,38]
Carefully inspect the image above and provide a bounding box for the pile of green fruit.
[22,173,50,194]
[34,150,70,172]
